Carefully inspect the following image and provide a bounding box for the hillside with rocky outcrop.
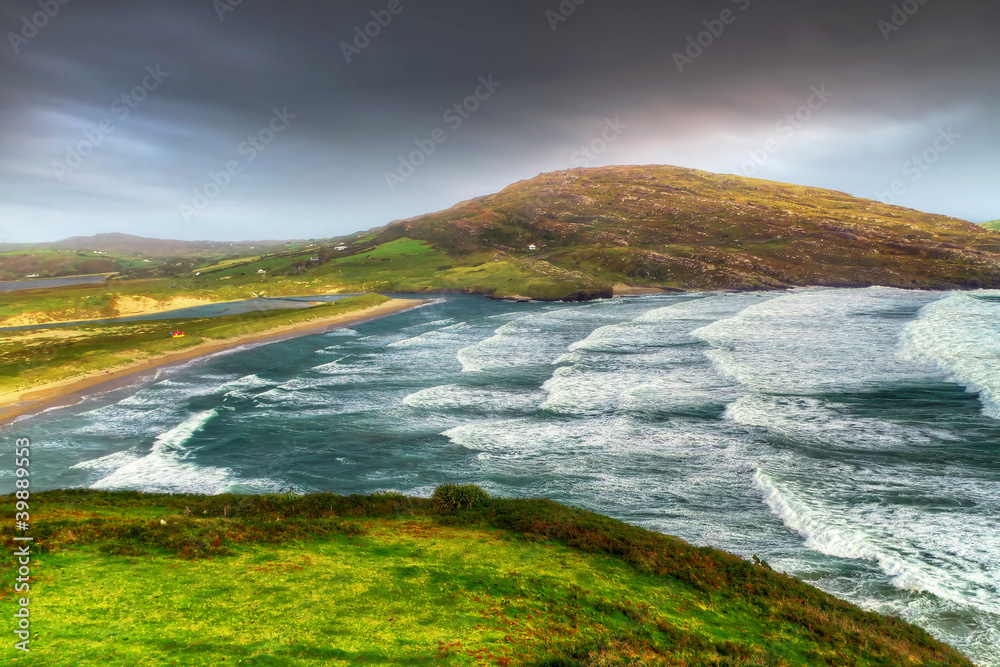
[375,165,1000,293]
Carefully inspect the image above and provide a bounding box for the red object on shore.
[169,331,186,337]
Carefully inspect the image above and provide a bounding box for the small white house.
[528,244,537,251]
[257,269,267,274]
[335,245,348,251]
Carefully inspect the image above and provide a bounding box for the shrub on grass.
[431,484,491,511]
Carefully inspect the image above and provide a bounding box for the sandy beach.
[612,283,667,296]
[0,297,427,428]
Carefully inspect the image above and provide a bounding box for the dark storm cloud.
[0,0,997,242]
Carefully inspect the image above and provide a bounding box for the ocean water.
[2,287,998,665]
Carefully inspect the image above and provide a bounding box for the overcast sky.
[0,0,997,243]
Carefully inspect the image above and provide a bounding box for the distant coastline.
[0,297,427,428]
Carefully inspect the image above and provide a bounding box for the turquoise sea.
[2,287,998,665]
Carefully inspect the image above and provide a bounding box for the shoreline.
[0,298,428,429]
[612,283,668,296]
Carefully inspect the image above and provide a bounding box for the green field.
[0,249,134,282]
[1,486,972,666]
[983,220,1000,231]
[0,235,304,282]
[304,238,607,300]
[0,294,391,397]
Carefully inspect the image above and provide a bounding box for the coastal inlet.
[2,288,999,666]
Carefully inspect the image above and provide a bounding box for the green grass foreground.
[1,486,973,666]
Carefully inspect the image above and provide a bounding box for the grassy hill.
[0,248,137,282]
[185,166,1000,300]
[367,166,1000,298]
[983,220,1000,231]
[2,486,975,666]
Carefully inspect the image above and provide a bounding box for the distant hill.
[365,165,1000,296]
[0,234,302,282]
[0,233,292,257]
[983,220,1000,231]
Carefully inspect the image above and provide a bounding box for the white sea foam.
[693,288,940,393]
[402,384,541,412]
[545,346,744,416]
[401,318,455,331]
[70,402,181,439]
[308,354,382,376]
[566,321,646,354]
[900,291,1000,420]
[724,394,957,449]
[623,367,742,414]
[115,380,201,407]
[543,295,753,415]
[89,409,235,494]
[387,322,471,348]
[218,373,277,399]
[755,469,1000,616]
[458,308,616,373]
[255,377,356,405]
[442,414,736,462]
[540,365,625,415]
[457,318,550,373]
[70,450,142,474]
[633,293,774,324]
[556,293,769,366]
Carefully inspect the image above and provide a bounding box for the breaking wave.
[900,291,1000,420]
